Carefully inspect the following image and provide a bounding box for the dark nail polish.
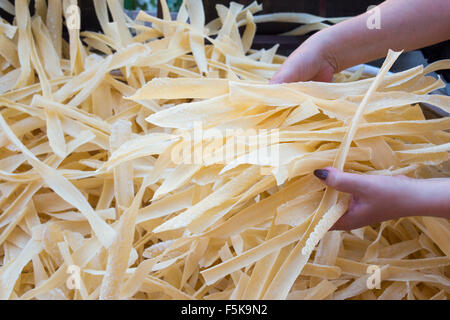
[314,169,328,180]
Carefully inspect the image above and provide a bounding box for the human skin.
[314,168,450,230]
[270,0,450,229]
[271,0,450,84]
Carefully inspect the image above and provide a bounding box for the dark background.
[203,0,384,34]
[1,0,384,33]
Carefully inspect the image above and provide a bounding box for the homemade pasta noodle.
[0,0,449,300]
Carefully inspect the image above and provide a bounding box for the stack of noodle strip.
[0,0,449,300]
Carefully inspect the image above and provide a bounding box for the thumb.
[313,167,373,195]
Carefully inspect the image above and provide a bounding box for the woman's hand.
[270,35,337,84]
[270,0,450,85]
[314,167,450,230]
[273,0,450,230]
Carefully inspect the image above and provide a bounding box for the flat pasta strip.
[0,0,448,301]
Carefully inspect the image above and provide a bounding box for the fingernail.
[314,169,328,180]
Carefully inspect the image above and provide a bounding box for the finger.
[311,63,334,82]
[270,69,292,84]
[331,195,394,230]
[330,213,350,230]
[330,196,362,230]
[331,212,359,231]
[331,207,378,231]
[270,58,296,84]
[270,51,317,84]
[313,167,373,195]
[270,64,308,84]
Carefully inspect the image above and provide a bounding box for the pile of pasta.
[0,0,449,300]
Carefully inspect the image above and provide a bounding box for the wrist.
[417,180,450,219]
[392,179,450,219]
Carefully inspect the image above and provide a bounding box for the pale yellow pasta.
[0,0,449,301]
